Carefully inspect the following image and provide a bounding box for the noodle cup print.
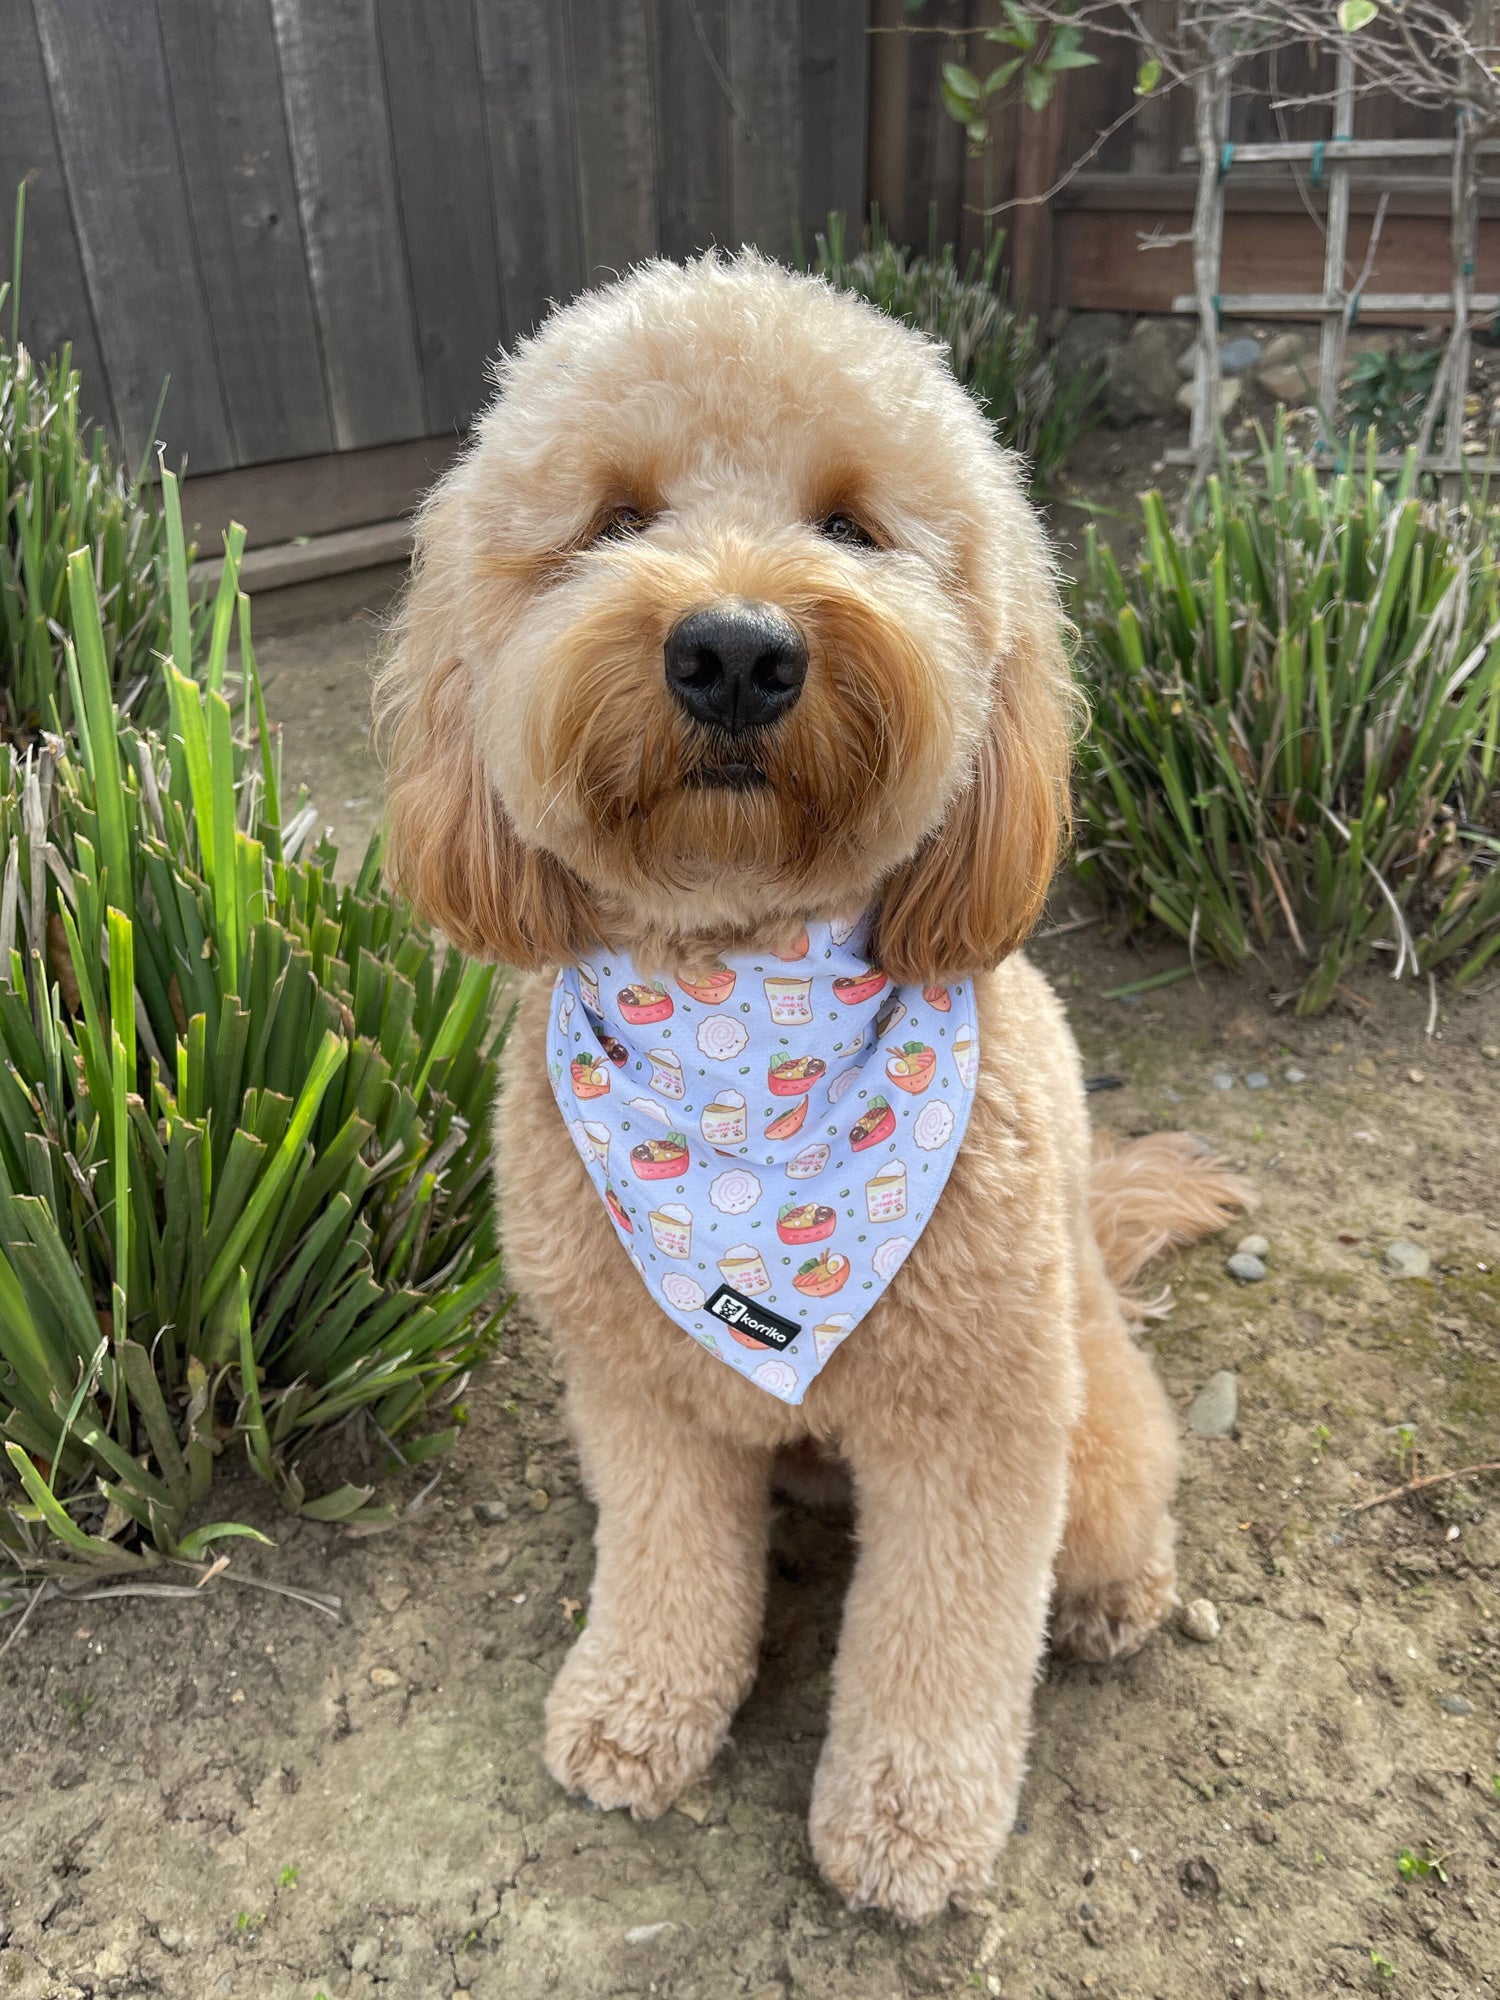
[871,1235,913,1282]
[913,1100,955,1151]
[954,1033,979,1090]
[697,1014,750,1062]
[567,1120,594,1163]
[581,1120,611,1168]
[647,1048,685,1099]
[700,1089,748,1146]
[661,1272,707,1312]
[785,1141,831,1180]
[753,1358,800,1400]
[578,962,600,1013]
[865,1160,908,1223]
[717,1243,771,1294]
[813,1313,854,1363]
[709,1167,762,1216]
[763,975,814,1026]
[558,990,575,1034]
[648,1202,694,1259]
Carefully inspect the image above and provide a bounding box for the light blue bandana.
[546,915,977,1403]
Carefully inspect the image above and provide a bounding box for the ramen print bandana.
[546,914,977,1404]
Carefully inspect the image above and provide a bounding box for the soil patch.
[3,587,1497,2000]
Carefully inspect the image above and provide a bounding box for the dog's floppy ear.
[376,495,599,972]
[873,614,1073,986]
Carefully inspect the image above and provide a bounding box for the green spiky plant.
[0,472,509,1572]
[1074,420,1500,1013]
[812,212,1104,492]
[2,184,187,741]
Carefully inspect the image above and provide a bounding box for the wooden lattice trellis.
[1171,45,1500,488]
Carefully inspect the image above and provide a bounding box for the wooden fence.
[1,0,867,478]
[5,0,1492,513]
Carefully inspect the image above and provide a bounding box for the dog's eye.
[818,512,877,550]
[591,505,653,545]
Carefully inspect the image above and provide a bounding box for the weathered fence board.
[656,0,734,260]
[12,0,885,484]
[0,0,111,428]
[571,0,659,282]
[729,0,802,262]
[375,0,504,433]
[157,0,333,467]
[800,0,869,250]
[475,0,584,338]
[32,0,232,472]
[269,0,425,451]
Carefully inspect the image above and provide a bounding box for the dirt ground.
[2,580,1498,2000]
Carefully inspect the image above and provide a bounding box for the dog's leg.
[808,1389,1068,1922]
[1051,1248,1179,1663]
[544,1375,773,1819]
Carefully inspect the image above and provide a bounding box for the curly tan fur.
[378,253,1247,1923]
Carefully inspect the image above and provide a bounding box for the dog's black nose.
[663,603,807,735]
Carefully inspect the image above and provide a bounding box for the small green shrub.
[813,214,1103,491]
[0,474,508,1570]
[1074,422,1500,1013]
[1343,344,1443,452]
[2,189,187,740]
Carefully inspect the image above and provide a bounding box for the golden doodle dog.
[378,252,1246,1922]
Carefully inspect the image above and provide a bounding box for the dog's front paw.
[808,1741,1005,1923]
[1051,1531,1177,1663]
[544,1638,735,1820]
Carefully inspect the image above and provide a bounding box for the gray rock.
[1258,330,1306,370]
[1383,1239,1432,1279]
[1056,310,1126,382]
[1245,1071,1270,1089]
[1178,335,1262,380]
[1227,1252,1267,1283]
[1187,1370,1239,1436]
[1236,1234,1270,1258]
[1285,1066,1307,1084]
[1212,1071,1235,1091]
[1220,335,1263,374]
[474,1499,509,1524]
[350,1937,382,1973]
[1181,1597,1221,1643]
[1109,318,1194,423]
[1439,1693,1474,1716]
[1259,359,1317,405]
[1175,374,1242,419]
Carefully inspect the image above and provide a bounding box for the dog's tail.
[1088,1129,1254,1308]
